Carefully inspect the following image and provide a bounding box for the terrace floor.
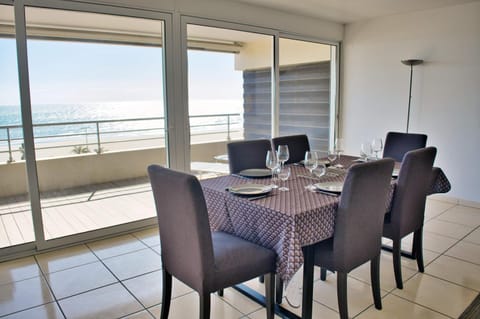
[0,197,479,318]
[0,162,229,247]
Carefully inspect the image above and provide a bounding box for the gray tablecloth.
[201,156,450,281]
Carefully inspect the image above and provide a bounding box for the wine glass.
[360,142,372,161]
[334,138,345,168]
[277,145,290,168]
[327,149,337,165]
[265,150,279,189]
[304,151,318,176]
[371,138,383,159]
[278,166,291,191]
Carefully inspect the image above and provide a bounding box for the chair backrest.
[227,139,272,174]
[333,158,395,272]
[389,147,437,237]
[148,165,215,292]
[383,131,427,162]
[272,134,310,164]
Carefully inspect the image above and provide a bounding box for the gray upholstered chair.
[302,159,395,319]
[148,165,276,319]
[227,139,272,174]
[383,131,427,162]
[383,147,437,289]
[271,134,310,164]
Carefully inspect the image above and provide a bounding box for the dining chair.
[271,134,310,164]
[302,158,395,319]
[383,146,437,289]
[148,165,276,319]
[227,139,272,174]
[383,131,427,162]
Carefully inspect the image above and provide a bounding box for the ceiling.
[229,0,480,24]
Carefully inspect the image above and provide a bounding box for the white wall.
[341,2,480,202]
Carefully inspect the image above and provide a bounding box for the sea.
[0,99,243,146]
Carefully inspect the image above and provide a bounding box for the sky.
[0,38,243,106]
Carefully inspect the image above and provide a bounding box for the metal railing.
[0,113,242,163]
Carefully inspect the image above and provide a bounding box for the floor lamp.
[401,59,423,133]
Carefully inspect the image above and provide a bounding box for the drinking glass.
[278,166,291,191]
[360,142,372,161]
[327,149,337,165]
[313,163,327,178]
[334,138,345,168]
[371,138,383,159]
[277,145,290,167]
[304,151,318,176]
[265,150,279,189]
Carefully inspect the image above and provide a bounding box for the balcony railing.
[0,113,242,163]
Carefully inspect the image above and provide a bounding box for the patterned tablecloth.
[201,156,450,281]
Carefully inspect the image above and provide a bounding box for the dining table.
[200,155,451,318]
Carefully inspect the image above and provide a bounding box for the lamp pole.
[401,59,423,133]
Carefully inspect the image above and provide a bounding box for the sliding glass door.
[278,37,337,156]
[186,23,273,178]
[22,6,168,241]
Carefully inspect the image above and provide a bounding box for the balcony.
[0,114,238,248]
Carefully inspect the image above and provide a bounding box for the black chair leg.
[265,273,275,319]
[370,254,382,310]
[301,245,315,319]
[217,289,224,296]
[160,269,172,319]
[320,267,327,281]
[413,227,424,272]
[275,275,283,304]
[259,275,265,283]
[393,239,403,289]
[200,292,210,319]
[337,272,348,319]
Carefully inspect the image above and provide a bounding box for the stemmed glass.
[277,145,290,168]
[371,138,383,159]
[327,149,337,166]
[304,151,318,176]
[335,138,344,167]
[265,150,279,189]
[278,166,291,191]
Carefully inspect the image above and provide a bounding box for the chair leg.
[259,275,265,283]
[392,239,403,289]
[217,289,223,296]
[413,227,424,273]
[199,292,210,319]
[337,272,348,319]
[370,254,382,310]
[160,269,172,319]
[275,275,283,304]
[301,245,315,319]
[264,273,275,319]
[320,267,327,281]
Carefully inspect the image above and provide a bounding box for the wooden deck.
[0,162,228,248]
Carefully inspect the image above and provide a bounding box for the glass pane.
[279,38,333,156]
[25,7,166,240]
[0,4,35,248]
[187,24,273,178]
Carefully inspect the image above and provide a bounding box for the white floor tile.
[355,294,449,319]
[36,244,98,274]
[424,219,474,239]
[58,283,143,319]
[393,273,477,318]
[445,241,480,265]
[0,256,41,285]
[425,255,480,291]
[46,261,117,299]
[87,234,148,259]
[102,248,161,280]
[437,205,480,227]
[0,276,54,317]
[464,228,480,245]
[0,302,64,319]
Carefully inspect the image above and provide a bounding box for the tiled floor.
[0,198,479,319]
